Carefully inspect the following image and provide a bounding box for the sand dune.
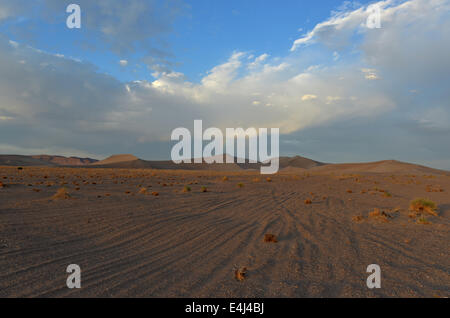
[91,154,139,166]
[0,165,449,297]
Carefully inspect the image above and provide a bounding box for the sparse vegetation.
[201,186,208,193]
[368,208,392,222]
[183,186,191,192]
[237,183,244,188]
[138,187,148,194]
[416,216,431,225]
[352,215,364,223]
[222,176,228,181]
[52,187,70,200]
[409,198,438,216]
[304,199,312,205]
[263,234,278,243]
[235,267,247,281]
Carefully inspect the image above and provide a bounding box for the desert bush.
[352,215,364,223]
[201,186,208,193]
[183,186,191,192]
[263,234,278,243]
[138,187,147,194]
[52,187,70,200]
[416,216,431,225]
[409,198,438,216]
[235,267,247,281]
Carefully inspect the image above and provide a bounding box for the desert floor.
[0,166,449,297]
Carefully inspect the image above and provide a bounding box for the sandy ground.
[0,166,449,297]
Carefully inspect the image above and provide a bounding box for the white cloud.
[301,94,318,101]
[119,59,128,67]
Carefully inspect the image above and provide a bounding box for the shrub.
[263,234,278,243]
[237,183,244,188]
[52,187,70,200]
[183,186,191,192]
[416,216,431,225]
[409,198,438,216]
[235,267,247,281]
[201,186,208,193]
[138,187,147,194]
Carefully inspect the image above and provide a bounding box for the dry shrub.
[183,186,191,192]
[52,187,70,200]
[263,234,278,243]
[416,216,431,225]
[138,187,148,194]
[304,199,312,205]
[237,183,244,188]
[222,176,229,181]
[201,186,208,193]
[266,177,272,182]
[409,198,438,216]
[368,208,392,222]
[33,188,41,192]
[352,215,364,223]
[0,181,5,188]
[151,191,159,196]
[235,267,247,281]
[426,185,444,193]
[346,189,353,194]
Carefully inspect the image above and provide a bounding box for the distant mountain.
[0,155,56,167]
[0,155,97,167]
[1,153,448,175]
[278,156,325,169]
[32,155,98,166]
[310,160,448,175]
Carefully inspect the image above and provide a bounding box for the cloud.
[119,59,128,67]
[0,0,185,61]
[301,94,318,101]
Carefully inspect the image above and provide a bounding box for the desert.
[0,156,449,297]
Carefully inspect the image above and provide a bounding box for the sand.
[0,165,449,297]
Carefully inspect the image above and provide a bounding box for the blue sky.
[0,0,449,170]
[0,0,373,82]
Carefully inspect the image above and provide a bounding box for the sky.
[0,0,449,170]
